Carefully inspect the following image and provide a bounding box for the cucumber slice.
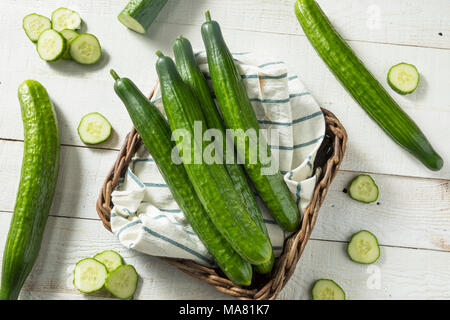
[69,33,102,65]
[60,29,79,60]
[51,8,82,32]
[387,62,420,95]
[36,29,66,61]
[23,13,52,42]
[312,279,346,300]
[118,0,168,34]
[348,174,379,203]
[94,250,123,272]
[347,230,380,264]
[73,258,108,293]
[105,265,139,300]
[77,112,111,144]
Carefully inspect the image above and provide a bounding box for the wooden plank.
[0,211,449,299]
[0,9,448,179]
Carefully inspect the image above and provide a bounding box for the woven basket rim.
[96,90,347,300]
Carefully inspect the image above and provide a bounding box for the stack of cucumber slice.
[22,8,102,65]
[73,250,139,300]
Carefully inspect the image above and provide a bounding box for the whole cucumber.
[110,70,253,286]
[155,52,272,265]
[0,80,60,300]
[201,12,301,232]
[173,36,274,274]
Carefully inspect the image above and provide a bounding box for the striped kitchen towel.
[110,51,326,266]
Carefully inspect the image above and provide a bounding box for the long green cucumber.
[110,70,252,286]
[172,35,274,274]
[0,80,60,300]
[155,52,272,265]
[201,12,301,232]
[294,0,443,171]
[118,0,168,34]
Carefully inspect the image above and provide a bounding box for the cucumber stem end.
[110,69,120,81]
[155,50,164,58]
[205,10,211,21]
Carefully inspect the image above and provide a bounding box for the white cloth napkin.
[110,52,326,266]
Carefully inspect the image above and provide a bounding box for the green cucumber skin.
[295,0,443,171]
[119,0,168,33]
[201,16,301,232]
[0,80,60,300]
[155,54,272,265]
[112,73,252,286]
[173,36,274,274]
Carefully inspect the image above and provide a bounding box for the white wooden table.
[0,0,449,300]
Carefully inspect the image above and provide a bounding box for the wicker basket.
[96,89,347,299]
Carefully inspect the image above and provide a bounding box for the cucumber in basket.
[387,62,420,95]
[118,0,168,34]
[36,29,67,61]
[23,13,52,42]
[294,0,443,171]
[172,35,274,274]
[110,70,253,286]
[51,8,82,32]
[0,80,60,300]
[201,11,301,232]
[155,51,272,265]
[312,279,346,300]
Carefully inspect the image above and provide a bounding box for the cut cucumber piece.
[94,250,123,273]
[347,230,380,264]
[73,258,108,293]
[312,279,346,300]
[349,174,379,203]
[60,29,79,60]
[387,62,420,95]
[23,13,52,42]
[118,0,168,34]
[105,265,139,300]
[36,29,66,61]
[78,112,111,144]
[51,8,82,32]
[69,33,102,65]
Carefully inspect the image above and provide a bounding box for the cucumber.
[77,112,111,145]
[94,250,123,272]
[110,70,253,286]
[105,265,139,300]
[312,279,346,300]
[51,8,81,32]
[347,230,380,264]
[118,0,168,34]
[36,29,67,61]
[348,174,379,203]
[60,29,79,60]
[155,51,272,265]
[172,35,274,274]
[294,0,443,171]
[22,13,52,42]
[69,33,102,65]
[201,12,301,232]
[73,258,108,293]
[387,62,420,95]
[0,80,60,300]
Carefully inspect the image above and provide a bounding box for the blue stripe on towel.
[143,182,168,188]
[295,183,302,207]
[249,92,310,104]
[117,220,141,239]
[258,61,284,68]
[127,167,145,188]
[269,135,324,150]
[134,158,154,162]
[141,226,213,265]
[258,111,322,127]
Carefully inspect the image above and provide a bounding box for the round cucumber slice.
[60,29,79,60]
[78,112,111,144]
[69,33,102,65]
[312,279,346,300]
[23,13,52,42]
[51,7,82,32]
[36,29,66,61]
[73,258,108,293]
[105,265,139,300]
[348,174,379,203]
[347,230,380,264]
[94,250,123,273]
[387,62,420,95]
